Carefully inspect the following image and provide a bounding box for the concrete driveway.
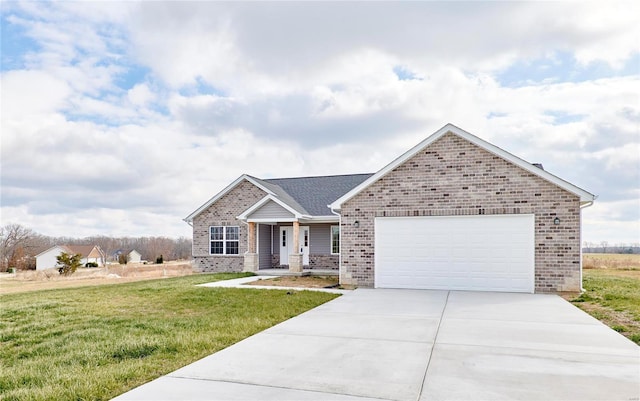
[114,289,640,401]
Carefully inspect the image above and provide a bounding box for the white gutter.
[578,196,596,292]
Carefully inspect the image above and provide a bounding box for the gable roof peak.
[329,123,596,209]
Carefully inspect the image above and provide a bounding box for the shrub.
[156,255,163,264]
[118,253,128,265]
[85,262,99,268]
[57,252,82,276]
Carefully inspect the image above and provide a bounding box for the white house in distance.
[126,249,142,263]
[113,249,142,264]
[35,245,106,270]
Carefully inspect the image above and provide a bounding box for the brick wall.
[192,180,267,272]
[269,254,338,270]
[340,132,582,293]
[309,254,339,270]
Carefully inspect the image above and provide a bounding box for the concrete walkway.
[113,289,640,401]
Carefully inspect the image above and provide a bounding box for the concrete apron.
[113,289,640,401]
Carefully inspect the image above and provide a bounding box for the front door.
[280,226,309,266]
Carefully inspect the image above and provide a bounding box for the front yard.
[0,273,339,401]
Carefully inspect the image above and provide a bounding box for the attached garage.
[330,124,595,293]
[375,214,535,293]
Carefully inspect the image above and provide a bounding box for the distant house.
[35,245,105,270]
[113,249,142,264]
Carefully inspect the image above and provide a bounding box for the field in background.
[583,253,640,270]
[0,261,193,295]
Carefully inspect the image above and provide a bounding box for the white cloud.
[127,83,153,106]
[1,70,71,118]
[1,1,638,243]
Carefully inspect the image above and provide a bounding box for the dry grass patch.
[248,275,340,288]
[583,253,640,270]
[0,262,193,295]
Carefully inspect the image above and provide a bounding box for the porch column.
[243,222,258,272]
[289,221,303,273]
[247,222,257,254]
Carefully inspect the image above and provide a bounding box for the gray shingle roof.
[262,173,373,216]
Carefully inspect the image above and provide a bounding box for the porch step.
[256,269,338,277]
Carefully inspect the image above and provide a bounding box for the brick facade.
[269,254,338,270]
[340,133,582,293]
[192,180,267,272]
[309,254,339,270]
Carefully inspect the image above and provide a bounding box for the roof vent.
[532,163,544,170]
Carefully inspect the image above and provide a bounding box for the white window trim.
[209,226,240,256]
[330,225,340,255]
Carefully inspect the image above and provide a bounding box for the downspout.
[579,198,596,292]
[183,218,194,266]
[329,205,342,283]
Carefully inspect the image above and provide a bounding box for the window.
[331,225,340,254]
[210,226,239,255]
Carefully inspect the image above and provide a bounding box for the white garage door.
[375,214,535,293]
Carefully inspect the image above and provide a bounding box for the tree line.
[0,223,192,271]
[582,241,640,255]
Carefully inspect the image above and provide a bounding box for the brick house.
[185,124,595,293]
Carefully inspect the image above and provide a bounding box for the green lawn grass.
[569,269,640,345]
[0,273,339,401]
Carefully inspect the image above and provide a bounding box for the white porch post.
[248,222,257,254]
[289,220,303,272]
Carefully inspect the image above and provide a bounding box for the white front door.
[300,226,310,265]
[280,226,309,266]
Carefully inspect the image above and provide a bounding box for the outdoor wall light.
[353,220,360,228]
[554,217,561,225]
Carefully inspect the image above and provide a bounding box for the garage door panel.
[375,215,535,293]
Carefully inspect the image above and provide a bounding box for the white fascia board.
[237,194,306,220]
[184,174,276,222]
[300,215,340,224]
[452,125,596,203]
[330,123,596,209]
[247,218,298,223]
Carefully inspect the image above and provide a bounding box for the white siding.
[249,201,294,219]
[36,246,65,270]
[258,224,272,269]
[309,224,332,255]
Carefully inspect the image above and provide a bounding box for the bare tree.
[600,241,609,254]
[0,224,37,271]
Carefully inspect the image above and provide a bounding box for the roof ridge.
[263,172,373,181]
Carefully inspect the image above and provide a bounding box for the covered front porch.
[242,220,340,274]
[238,196,340,274]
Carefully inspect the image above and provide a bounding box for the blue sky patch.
[393,65,422,81]
[0,14,39,71]
[544,110,586,125]
[115,64,152,90]
[496,51,640,88]
[178,77,226,97]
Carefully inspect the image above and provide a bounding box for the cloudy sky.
[1,1,638,244]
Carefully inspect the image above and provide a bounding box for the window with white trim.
[331,225,340,254]
[210,226,239,255]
